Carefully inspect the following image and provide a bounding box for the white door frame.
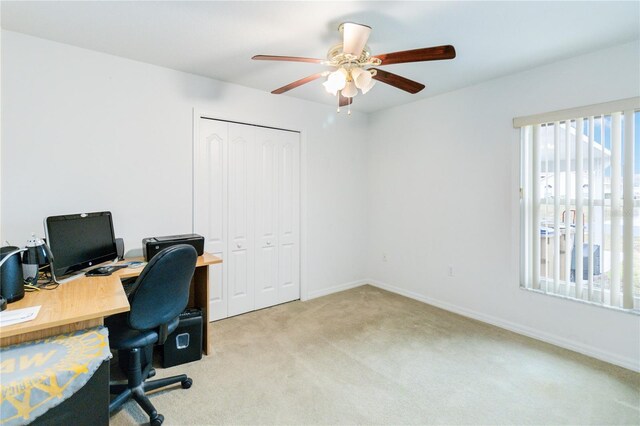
[191,108,309,302]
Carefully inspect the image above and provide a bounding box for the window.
[515,98,639,312]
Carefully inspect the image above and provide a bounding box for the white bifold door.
[194,118,300,320]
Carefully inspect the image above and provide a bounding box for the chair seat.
[106,315,179,350]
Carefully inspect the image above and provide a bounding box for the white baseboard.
[305,279,369,300]
[366,279,640,373]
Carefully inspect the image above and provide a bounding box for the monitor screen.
[45,211,117,278]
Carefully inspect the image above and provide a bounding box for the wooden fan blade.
[271,72,325,94]
[374,45,456,66]
[252,55,324,64]
[370,68,425,94]
[339,93,353,107]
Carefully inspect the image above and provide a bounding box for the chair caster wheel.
[150,414,164,426]
[181,378,193,389]
[148,368,156,378]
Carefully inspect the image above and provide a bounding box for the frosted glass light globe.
[341,81,358,98]
[351,68,372,91]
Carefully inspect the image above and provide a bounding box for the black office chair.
[106,244,198,426]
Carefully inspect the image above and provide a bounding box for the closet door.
[194,119,228,320]
[277,130,300,303]
[194,118,300,320]
[227,123,255,316]
[254,128,280,309]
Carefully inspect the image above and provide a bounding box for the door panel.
[255,244,278,309]
[278,131,300,303]
[254,128,280,309]
[280,142,294,238]
[279,243,294,289]
[227,123,255,316]
[229,249,248,296]
[194,119,226,254]
[195,119,228,320]
[209,253,226,320]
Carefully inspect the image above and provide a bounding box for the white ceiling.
[2,1,638,113]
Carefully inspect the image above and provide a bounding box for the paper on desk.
[0,305,41,327]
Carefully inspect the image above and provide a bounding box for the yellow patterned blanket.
[0,327,110,426]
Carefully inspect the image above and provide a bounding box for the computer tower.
[161,308,203,368]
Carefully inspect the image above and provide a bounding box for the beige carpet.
[110,285,640,425]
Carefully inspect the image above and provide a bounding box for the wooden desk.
[0,253,221,355]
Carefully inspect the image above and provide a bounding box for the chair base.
[109,347,192,425]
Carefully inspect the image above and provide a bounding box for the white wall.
[366,40,640,371]
[0,30,369,297]
[3,29,639,371]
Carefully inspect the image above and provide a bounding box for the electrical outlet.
[448,265,454,277]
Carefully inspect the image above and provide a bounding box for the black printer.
[142,234,205,261]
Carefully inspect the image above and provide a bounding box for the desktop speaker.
[142,234,204,261]
[0,246,25,303]
[115,238,125,261]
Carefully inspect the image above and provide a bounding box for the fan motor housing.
[326,43,381,68]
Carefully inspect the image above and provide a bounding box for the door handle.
[266,241,271,246]
[236,243,242,249]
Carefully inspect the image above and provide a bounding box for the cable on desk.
[24,271,59,291]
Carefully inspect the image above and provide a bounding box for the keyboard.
[86,265,128,276]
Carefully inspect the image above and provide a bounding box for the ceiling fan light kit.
[322,68,347,95]
[252,22,456,114]
[351,67,375,94]
[322,67,376,97]
[341,80,358,98]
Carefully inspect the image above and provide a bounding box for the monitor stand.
[51,258,119,284]
[51,270,86,284]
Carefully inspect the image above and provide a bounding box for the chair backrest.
[127,244,197,331]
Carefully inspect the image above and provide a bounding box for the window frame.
[515,97,640,314]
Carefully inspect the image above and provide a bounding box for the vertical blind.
[515,98,639,311]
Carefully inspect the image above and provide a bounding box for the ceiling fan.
[252,22,456,113]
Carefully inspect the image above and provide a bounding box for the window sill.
[520,285,640,316]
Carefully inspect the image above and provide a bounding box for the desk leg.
[192,265,211,355]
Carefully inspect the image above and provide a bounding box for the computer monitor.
[45,211,117,281]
